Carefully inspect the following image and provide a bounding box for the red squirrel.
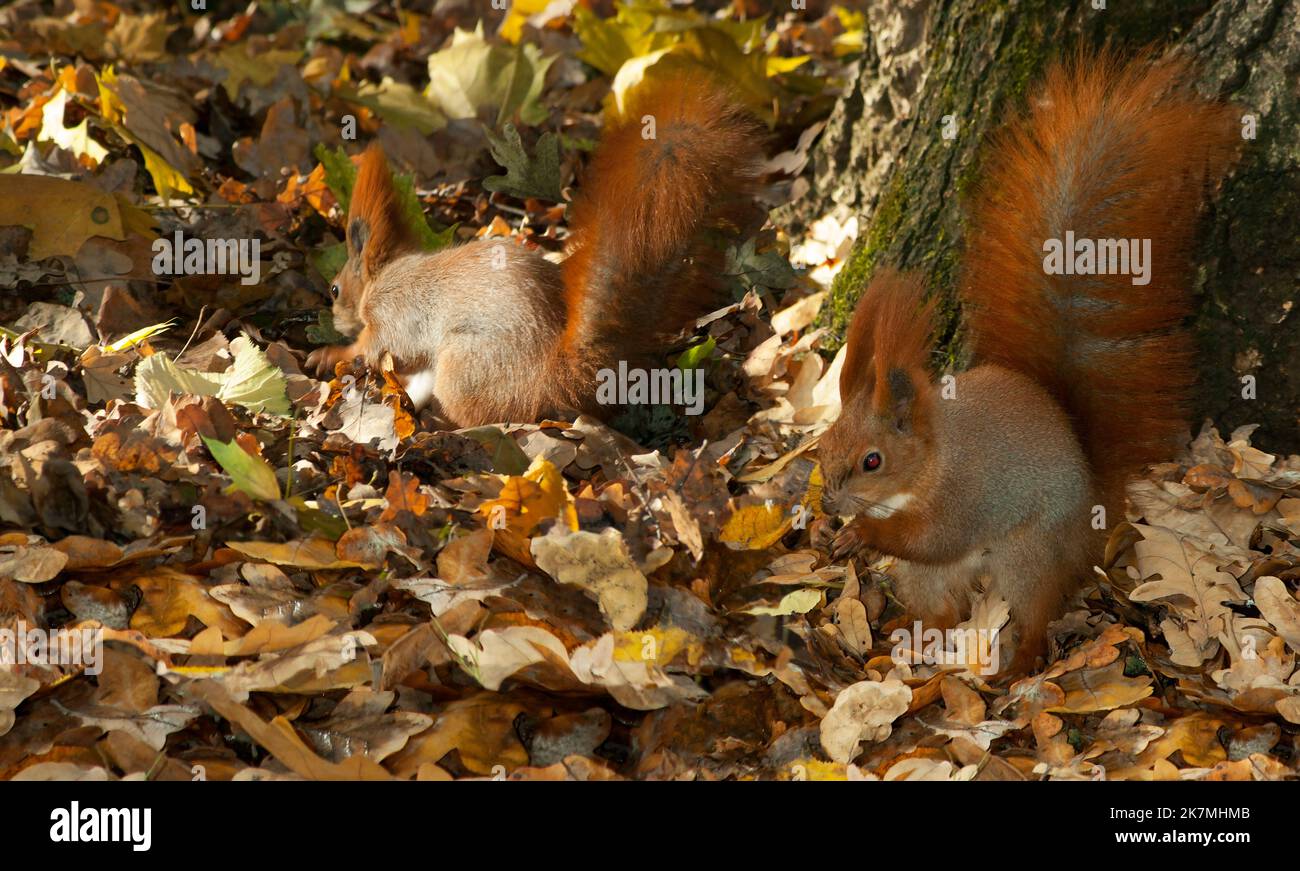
[305,76,763,427]
[817,51,1243,675]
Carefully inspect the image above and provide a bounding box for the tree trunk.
[785,0,1299,450]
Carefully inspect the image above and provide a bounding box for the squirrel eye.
[329,284,340,300]
[862,451,882,472]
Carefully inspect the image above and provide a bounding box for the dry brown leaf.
[819,678,911,764]
[387,695,529,777]
[0,541,68,583]
[531,526,648,631]
[122,567,247,638]
[1129,523,1247,666]
[187,681,394,780]
[436,527,493,584]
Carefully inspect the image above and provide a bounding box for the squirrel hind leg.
[890,561,968,633]
[1000,562,1080,678]
[1003,627,1047,679]
[424,348,546,429]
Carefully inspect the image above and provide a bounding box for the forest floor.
[0,1,1297,781]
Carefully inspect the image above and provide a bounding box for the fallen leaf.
[820,678,912,764]
[531,526,648,631]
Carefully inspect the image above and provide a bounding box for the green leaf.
[306,309,347,346]
[727,237,799,293]
[558,133,598,153]
[341,77,447,136]
[674,336,716,371]
[495,42,555,127]
[741,588,822,617]
[391,172,454,252]
[201,435,281,502]
[482,124,562,203]
[134,352,223,405]
[309,242,348,284]
[219,335,293,417]
[573,4,647,77]
[134,333,290,417]
[610,402,688,451]
[313,144,356,213]
[286,496,350,540]
[458,426,531,476]
[425,25,555,126]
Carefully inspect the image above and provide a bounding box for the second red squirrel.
[818,51,1243,674]
[306,76,763,427]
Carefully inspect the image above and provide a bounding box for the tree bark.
[786,0,1299,450]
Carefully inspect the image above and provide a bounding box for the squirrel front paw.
[305,345,352,379]
[829,520,871,562]
[812,517,871,562]
[810,516,838,553]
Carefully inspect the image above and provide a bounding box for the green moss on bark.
[821,174,908,343]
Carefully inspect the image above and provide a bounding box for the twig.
[176,305,208,359]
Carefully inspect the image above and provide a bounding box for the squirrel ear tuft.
[883,366,916,433]
[839,268,934,410]
[839,291,877,405]
[348,217,369,258]
[348,144,416,281]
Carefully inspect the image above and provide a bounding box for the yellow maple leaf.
[498,0,558,44]
[719,463,822,550]
[95,67,194,198]
[478,457,578,566]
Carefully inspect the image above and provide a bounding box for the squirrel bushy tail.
[559,76,764,379]
[960,50,1242,514]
